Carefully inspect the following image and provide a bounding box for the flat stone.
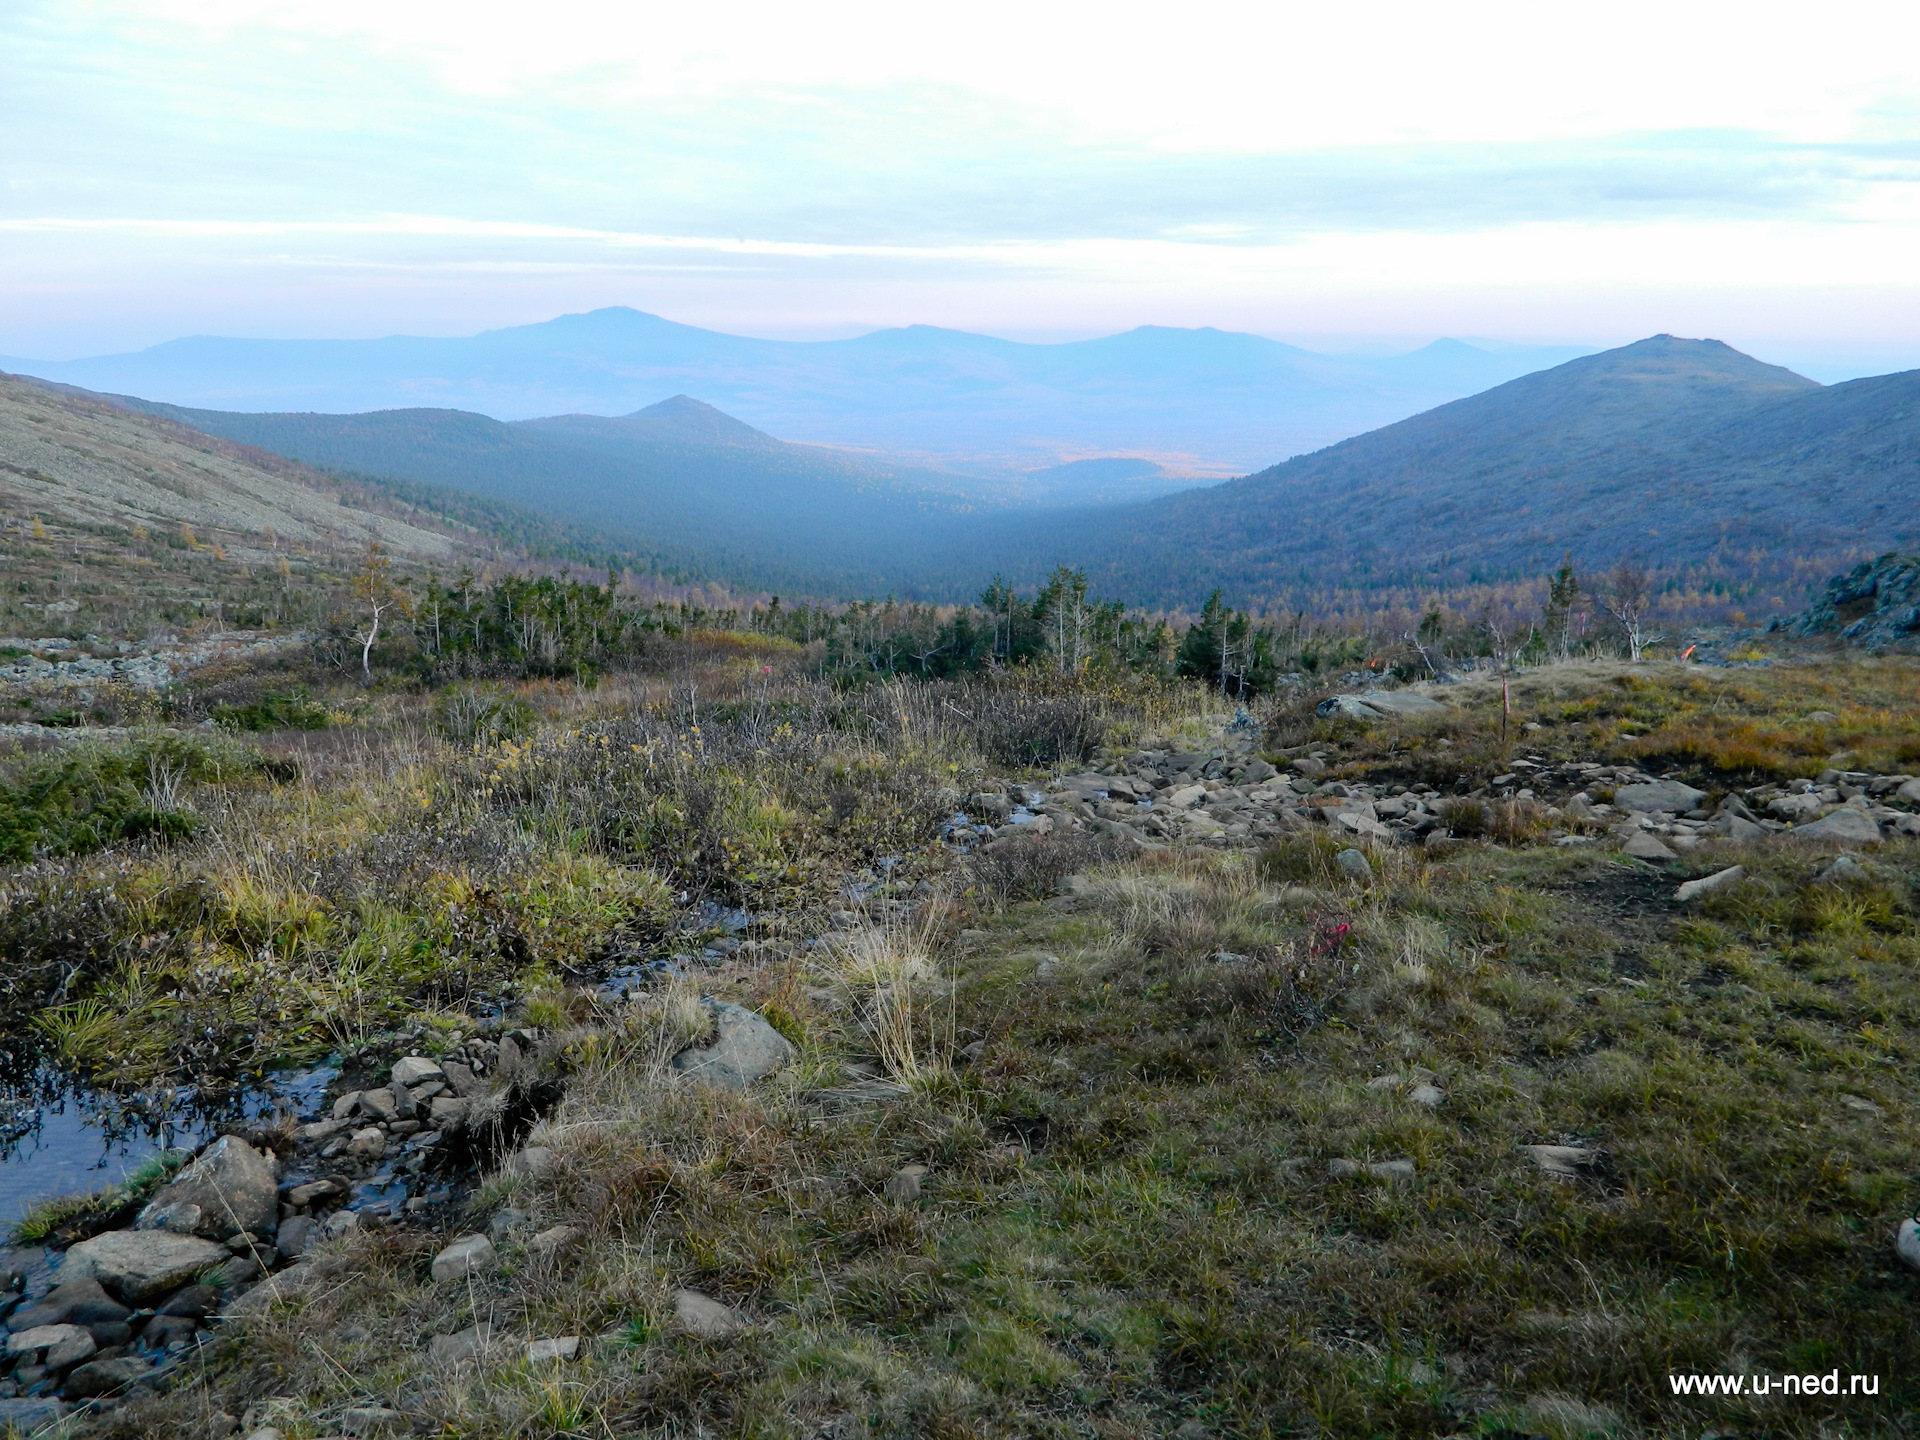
[1165,784,1208,808]
[525,1335,580,1363]
[137,1136,280,1242]
[672,1288,742,1339]
[1326,1158,1414,1183]
[7,1323,91,1355]
[670,1002,796,1091]
[1792,807,1883,843]
[427,1323,495,1366]
[221,1260,330,1316]
[430,1234,496,1284]
[392,1056,444,1087]
[1316,695,1386,721]
[1675,865,1745,902]
[61,1229,229,1304]
[1614,781,1707,814]
[60,1354,155,1398]
[1354,689,1448,716]
[1522,1144,1593,1178]
[1622,832,1677,861]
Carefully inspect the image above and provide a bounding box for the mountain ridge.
[0,307,1592,473]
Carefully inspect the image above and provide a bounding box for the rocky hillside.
[1781,552,1920,652]
[0,374,451,562]
[975,335,1919,616]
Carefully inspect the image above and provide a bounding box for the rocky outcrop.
[1779,553,1920,652]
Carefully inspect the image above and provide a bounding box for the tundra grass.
[101,835,1920,1440]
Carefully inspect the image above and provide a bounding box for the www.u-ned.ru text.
[1669,1372,1880,1397]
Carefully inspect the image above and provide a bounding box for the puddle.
[0,1063,337,1226]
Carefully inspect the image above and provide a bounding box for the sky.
[5,0,1920,376]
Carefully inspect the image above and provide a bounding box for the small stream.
[0,1063,337,1228]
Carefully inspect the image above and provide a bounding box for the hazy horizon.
[6,2,1920,384]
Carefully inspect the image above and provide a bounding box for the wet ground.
[0,1063,336,1227]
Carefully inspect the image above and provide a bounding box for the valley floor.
[1,650,1917,1439]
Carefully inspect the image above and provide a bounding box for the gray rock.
[670,1002,795,1091]
[672,1288,742,1339]
[391,1056,443,1087]
[1164,783,1207,808]
[1315,695,1386,721]
[1354,689,1448,716]
[884,1165,928,1202]
[1767,792,1826,822]
[276,1215,316,1260]
[1897,1218,1920,1273]
[220,1259,333,1316]
[427,1323,495,1366]
[1408,1084,1444,1107]
[5,1277,129,1333]
[7,1323,91,1356]
[505,1146,555,1178]
[137,1136,280,1241]
[1707,812,1767,840]
[1333,848,1373,882]
[346,1127,386,1161]
[525,1335,580,1363]
[525,1224,585,1259]
[429,1234,496,1283]
[61,1229,229,1304]
[1622,832,1677,861]
[60,1354,155,1398]
[44,1327,96,1369]
[1327,1159,1415,1183]
[1614,780,1706,814]
[1675,866,1745,902]
[1522,1144,1593,1178]
[0,1399,66,1431]
[1898,778,1920,805]
[1782,552,1920,653]
[441,1060,477,1097]
[1792,807,1883,843]
[357,1087,399,1123]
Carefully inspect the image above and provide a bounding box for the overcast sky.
[5,0,1920,374]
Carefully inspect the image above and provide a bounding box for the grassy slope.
[19,651,1920,1439]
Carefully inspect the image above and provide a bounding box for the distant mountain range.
[0,308,1591,476]
[13,334,1910,623]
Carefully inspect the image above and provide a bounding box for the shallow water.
[0,1064,336,1225]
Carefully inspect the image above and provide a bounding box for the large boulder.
[137,1136,279,1240]
[1614,781,1706,814]
[60,1229,228,1305]
[1791,808,1883,844]
[671,1003,795,1091]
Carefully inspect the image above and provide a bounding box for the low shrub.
[0,734,256,861]
[435,687,537,747]
[210,686,330,732]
